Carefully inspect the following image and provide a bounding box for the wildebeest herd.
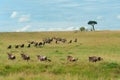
[6,37,103,62]
[7,51,51,62]
[7,37,77,49]
[7,52,103,62]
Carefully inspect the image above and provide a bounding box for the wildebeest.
[7,45,12,49]
[74,38,77,42]
[39,42,43,46]
[34,42,39,47]
[67,56,78,62]
[43,38,53,44]
[53,37,67,44]
[20,44,24,48]
[68,40,72,44]
[89,56,103,62]
[55,40,58,44]
[15,45,19,48]
[61,38,67,43]
[7,53,16,60]
[27,44,31,48]
[21,53,30,61]
[28,41,35,44]
[37,55,51,62]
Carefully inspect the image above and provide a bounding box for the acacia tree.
[88,21,97,31]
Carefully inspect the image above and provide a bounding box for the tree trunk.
[92,25,95,31]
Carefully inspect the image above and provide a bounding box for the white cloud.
[10,11,31,23]
[18,15,30,22]
[32,27,77,31]
[117,15,120,19]
[65,27,79,31]
[35,27,77,31]
[16,25,31,32]
[28,21,82,31]
[44,27,79,31]
[10,11,18,18]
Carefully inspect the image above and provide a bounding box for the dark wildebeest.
[61,38,67,43]
[34,42,38,47]
[15,45,19,48]
[21,53,30,61]
[7,53,16,60]
[20,44,24,48]
[7,45,12,49]
[37,55,51,62]
[74,38,77,42]
[55,40,58,44]
[89,56,103,62]
[27,44,31,48]
[68,40,72,44]
[39,42,43,46]
[28,41,35,44]
[67,56,78,62]
[43,38,53,44]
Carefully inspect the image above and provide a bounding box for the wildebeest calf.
[67,56,78,62]
[7,53,16,60]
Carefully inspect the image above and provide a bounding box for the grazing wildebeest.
[28,41,35,44]
[43,38,53,44]
[7,45,12,49]
[89,56,103,62]
[39,42,43,46]
[74,38,77,42]
[61,38,67,43]
[67,56,78,62]
[7,53,16,60]
[37,55,51,62]
[21,53,30,61]
[15,45,19,48]
[34,42,38,47]
[54,37,67,44]
[68,40,72,44]
[55,40,58,44]
[27,44,31,48]
[20,44,24,48]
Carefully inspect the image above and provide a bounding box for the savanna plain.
[0,31,120,80]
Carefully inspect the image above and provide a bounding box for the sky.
[0,0,120,32]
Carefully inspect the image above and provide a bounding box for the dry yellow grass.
[0,31,120,80]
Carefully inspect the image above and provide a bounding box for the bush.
[80,27,86,32]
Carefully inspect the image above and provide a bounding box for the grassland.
[0,31,120,80]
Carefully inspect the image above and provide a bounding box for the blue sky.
[0,0,120,32]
